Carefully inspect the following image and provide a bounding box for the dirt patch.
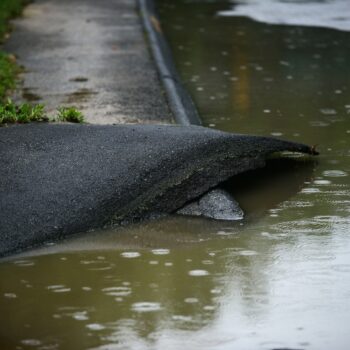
[65,88,97,104]
[22,88,41,101]
[69,76,89,83]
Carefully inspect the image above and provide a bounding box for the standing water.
[1,0,350,349]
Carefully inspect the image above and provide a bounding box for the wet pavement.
[0,123,315,257]
[4,0,173,124]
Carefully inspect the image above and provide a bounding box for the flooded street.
[1,0,350,349]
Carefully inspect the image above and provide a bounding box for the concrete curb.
[138,0,202,126]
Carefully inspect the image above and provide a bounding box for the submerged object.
[177,188,244,221]
[0,123,317,257]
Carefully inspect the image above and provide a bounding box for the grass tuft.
[0,99,47,125]
[0,100,85,126]
[57,107,85,123]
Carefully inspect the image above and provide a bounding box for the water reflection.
[220,0,350,32]
[1,205,349,349]
[159,1,350,146]
[154,1,350,348]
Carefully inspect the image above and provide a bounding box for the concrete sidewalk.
[5,0,173,124]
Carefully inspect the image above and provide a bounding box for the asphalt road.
[0,123,316,257]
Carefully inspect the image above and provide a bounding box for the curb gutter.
[138,0,202,126]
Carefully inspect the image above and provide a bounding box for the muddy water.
[1,1,350,349]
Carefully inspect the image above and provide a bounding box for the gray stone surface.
[177,188,244,221]
[0,123,316,257]
[4,0,173,124]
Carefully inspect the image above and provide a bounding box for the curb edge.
[138,0,202,126]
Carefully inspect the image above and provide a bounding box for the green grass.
[0,0,28,39]
[57,107,85,123]
[0,99,47,125]
[0,53,20,100]
[0,100,85,126]
[0,0,28,101]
